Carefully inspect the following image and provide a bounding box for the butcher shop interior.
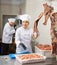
[0,0,57,65]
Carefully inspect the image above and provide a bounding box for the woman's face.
[22,21,29,29]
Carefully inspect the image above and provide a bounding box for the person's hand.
[19,43,27,50]
[43,22,47,25]
[33,32,39,39]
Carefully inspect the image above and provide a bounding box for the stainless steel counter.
[0,55,57,65]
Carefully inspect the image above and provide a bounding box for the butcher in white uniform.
[2,18,16,54]
[15,14,42,53]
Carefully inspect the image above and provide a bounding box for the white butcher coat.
[2,23,15,44]
[15,27,33,53]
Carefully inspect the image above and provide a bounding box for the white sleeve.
[4,24,15,35]
[30,28,33,35]
[15,29,21,47]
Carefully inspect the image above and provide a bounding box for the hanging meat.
[33,12,43,38]
[43,3,54,25]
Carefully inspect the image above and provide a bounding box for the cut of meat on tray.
[36,44,52,50]
[18,54,43,60]
[16,53,46,64]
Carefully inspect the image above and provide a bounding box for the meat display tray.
[35,46,52,58]
[16,53,46,64]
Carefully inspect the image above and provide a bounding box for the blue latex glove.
[9,54,16,59]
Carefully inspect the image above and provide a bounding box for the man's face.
[22,21,29,29]
[9,22,15,26]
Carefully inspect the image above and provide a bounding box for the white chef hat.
[19,14,31,22]
[8,18,16,23]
